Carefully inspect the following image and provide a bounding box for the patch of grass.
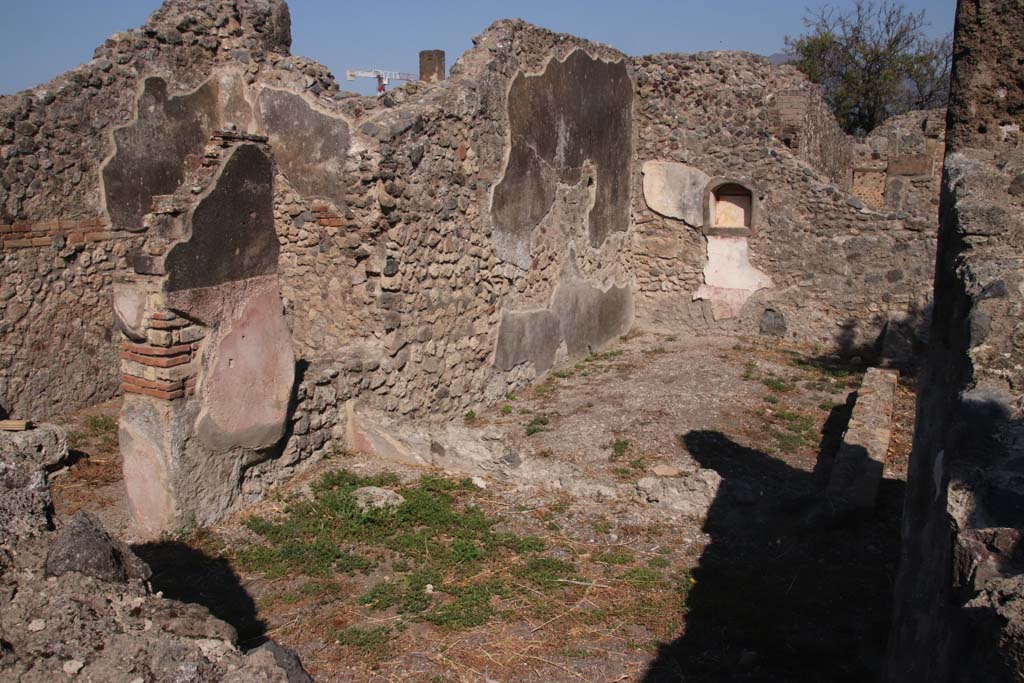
[818,400,841,411]
[500,404,513,415]
[776,410,815,433]
[592,518,612,534]
[630,458,645,470]
[65,430,84,450]
[515,557,575,590]
[611,439,630,460]
[463,410,476,422]
[595,550,634,565]
[79,414,118,449]
[426,579,506,628]
[648,557,671,569]
[771,429,808,453]
[552,367,575,379]
[526,415,550,436]
[762,376,794,393]
[612,467,633,478]
[535,382,558,396]
[591,349,623,361]
[792,357,858,379]
[84,414,117,435]
[763,394,779,405]
[332,625,393,655]
[622,567,663,588]
[742,362,757,380]
[235,468,547,633]
[505,392,517,401]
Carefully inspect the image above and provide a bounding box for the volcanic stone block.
[164,143,278,291]
[255,88,350,208]
[888,153,933,176]
[492,49,632,265]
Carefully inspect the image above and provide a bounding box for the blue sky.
[0,0,956,96]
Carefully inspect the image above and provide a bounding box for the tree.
[785,1,951,136]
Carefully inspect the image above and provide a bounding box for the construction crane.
[346,69,417,95]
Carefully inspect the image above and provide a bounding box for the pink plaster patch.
[196,285,295,451]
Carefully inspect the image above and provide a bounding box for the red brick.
[148,318,187,330]
[120,341,192,357]
[4,239,34,248]
[121,374,184,392]
[85,231,114,242]
[0,224,11,233]
[121,383,185,400]
[119,351,191,368]
[11,223,30,233]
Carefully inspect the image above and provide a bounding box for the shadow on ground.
[133,541,267,645]
[643,430,904,682]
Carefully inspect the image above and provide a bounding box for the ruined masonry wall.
[631,51,937,356]
[0,0,331,419]
[886,0,1024,678]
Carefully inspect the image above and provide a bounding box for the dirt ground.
[49,329,917,682]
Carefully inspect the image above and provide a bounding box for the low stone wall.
[827,367,898,511]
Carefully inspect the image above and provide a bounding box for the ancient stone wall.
[0,0,326,419]
[768,72,853,189]
[851,108,946,216]
[254,20,637,506]
[44,5,637,530]
[631,51,937,358]
[886,0,1024,679]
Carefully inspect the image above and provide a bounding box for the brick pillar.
[419,50,445,83]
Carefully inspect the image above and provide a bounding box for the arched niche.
[702,177,760,236]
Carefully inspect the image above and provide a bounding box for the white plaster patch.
[641,161,709,226]
[693,236,772,320]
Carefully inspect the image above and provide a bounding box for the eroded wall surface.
[0,0,331,419]
[117,135,295,534]
[886,1,1024,679]
[64,6,639,530]
[630,52,938,359]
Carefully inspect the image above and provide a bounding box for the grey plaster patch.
[103,71,253,231]
[492,309,562,372]
[492,49,632,264]
[641,161,710,226]
[492,275,634,372]
[255,88,350,208]
[550,277,634,357]
[164,143,278,291]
